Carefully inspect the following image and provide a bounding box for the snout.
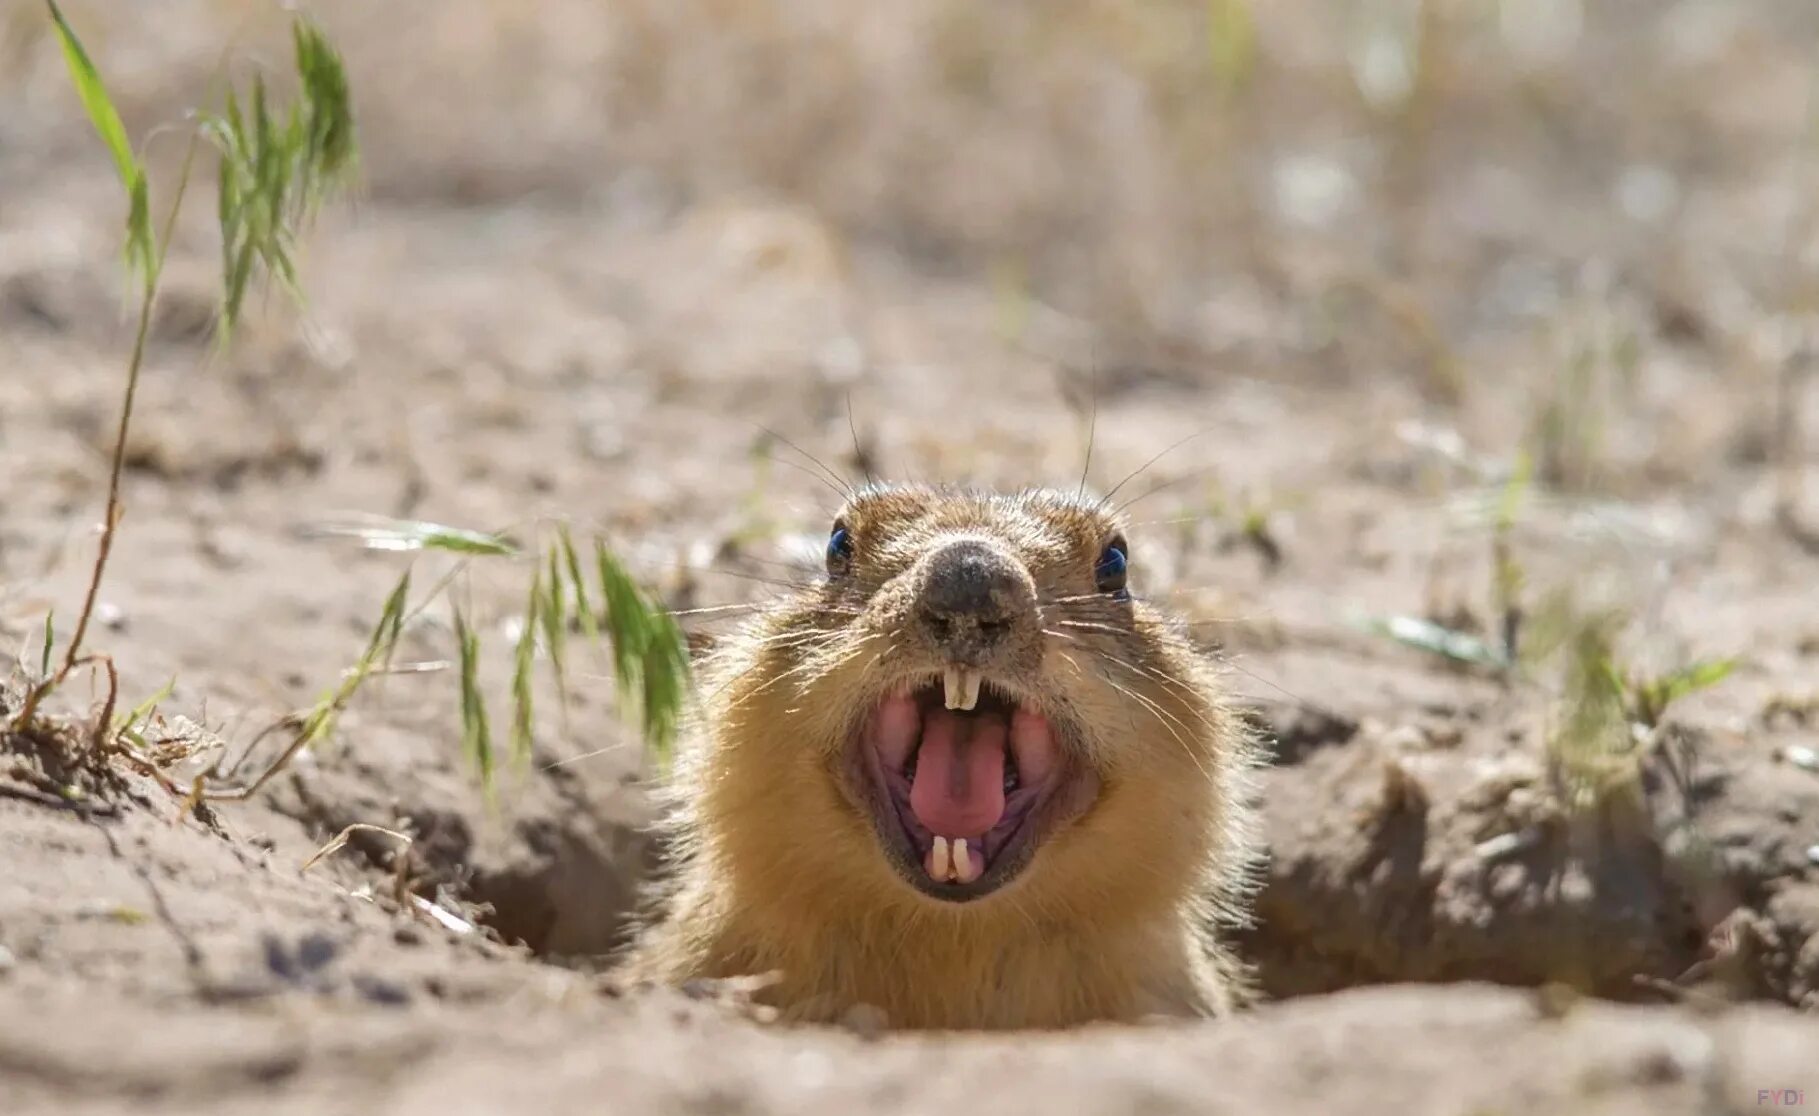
[913,538,1038,667]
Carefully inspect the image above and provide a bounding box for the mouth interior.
[865,681,1060,888]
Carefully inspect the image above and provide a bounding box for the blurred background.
[4,0,1819,1009]
[6,0,1818,714]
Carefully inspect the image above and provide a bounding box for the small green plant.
[204,571,410,801]
[1524,592,1737,812]
[1489,454,1531,662]
[245,518,691,800]
[1541,606,1632,810]
[1361,451,1735,814]
[9,6,689,809]
[10,2,355,742]
[1622,658,1738,731]
[205,20,356,332]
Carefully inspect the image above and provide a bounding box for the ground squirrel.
[623,484,1259,1029]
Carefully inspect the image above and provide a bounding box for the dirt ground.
[4,1,1819,1112]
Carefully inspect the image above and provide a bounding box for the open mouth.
[848,671,1093,902]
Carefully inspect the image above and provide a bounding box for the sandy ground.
[4,1,1819,1111]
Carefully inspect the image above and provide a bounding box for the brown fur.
[621,485,1260,1030]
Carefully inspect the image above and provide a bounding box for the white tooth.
[952,838,971,883]
[944,667,964,710]
[960,670,982,711]
[929,835,951,881]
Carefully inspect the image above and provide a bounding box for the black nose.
[916,538,1032,664]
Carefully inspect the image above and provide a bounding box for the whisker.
[713,633,822,653]
[668,597,866,624]
[1205,650,1350,723]
[1041,602,1280,631]
[846,392,876,488]
[781,633,896,716]
[1113,464,1226,518]
[710,648,825,714]
[672,565,823,592]
[717,630,886,718]
[708,551,824,574]
[541,742,630,770]
[1096,428,1211,510]
[665,601,786,619]
[1038,593,1121,608]
[1049,618,1130,638]
[753,423,855,500]
[1101,673,1216,786]
[1124,515,1202,527]
[1105,632,1342,724]
[1055,646,1163,771]
[1046,628,1225,735]
[756,451,851,503]
[712,627,851,653]
[710,667,800,721]
[1076,394,1098,500]
[1039,591,1281,629]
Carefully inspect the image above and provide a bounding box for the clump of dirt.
[1243,708,1819,1009]
[0,680,147,820]
[267,714,659,960]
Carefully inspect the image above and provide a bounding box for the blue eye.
[1095,536,1129,598]
[826,522,853,575]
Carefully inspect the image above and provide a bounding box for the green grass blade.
[292,20,356,183]
[257,573,411,773]
[225,236,255,332]
[536,556,570,707]
[1553,620,1631,807]
[1494,452,1533,534]
[300,570,413,751]
[1663,657,1738,699]
[45,1,153,287]
[1632,656,1739,727]
[558,526,597,641]
[198,15,357,339]
[309,516,518,556]
[114,676,175,737]
[363,570,412,673]
[125,170,153,288]
[543,543,564,630]
[299,692,338,750]
[39,611,54,679]
[640,619,689,767]
[453,607,494,790]
[511,570,538,770]
[45,1,136,187]
[594,538,691,764]
[1363,615,1511,670]
[596,539,646,698]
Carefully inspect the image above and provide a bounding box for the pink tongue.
[909,710,1007,838]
